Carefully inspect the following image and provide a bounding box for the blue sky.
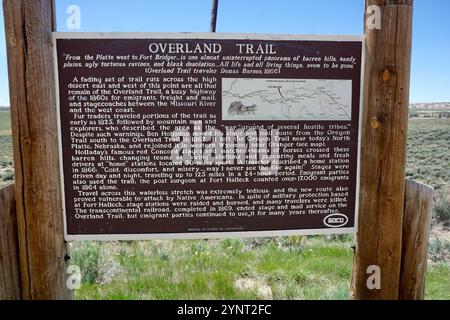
[0,0,449,105]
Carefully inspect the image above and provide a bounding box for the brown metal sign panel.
[53,33,363,240]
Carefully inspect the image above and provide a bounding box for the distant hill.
[410,102,450,111]
[0,107,11,134]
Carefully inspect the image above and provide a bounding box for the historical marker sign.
[54,33,363,240]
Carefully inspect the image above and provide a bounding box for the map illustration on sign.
[222,78,352,121]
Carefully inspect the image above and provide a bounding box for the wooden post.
[399,180,433,300]
[0,184,21,299]
[3,0,70,299]
[351,0,413,299]
[210,0,219,32]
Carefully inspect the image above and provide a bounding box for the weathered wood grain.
[3,0,70,299]
[0,184,21,299]
[399,180,433,300]
[351,0,414,299]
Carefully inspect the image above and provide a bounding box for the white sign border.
[52,32,365,241]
